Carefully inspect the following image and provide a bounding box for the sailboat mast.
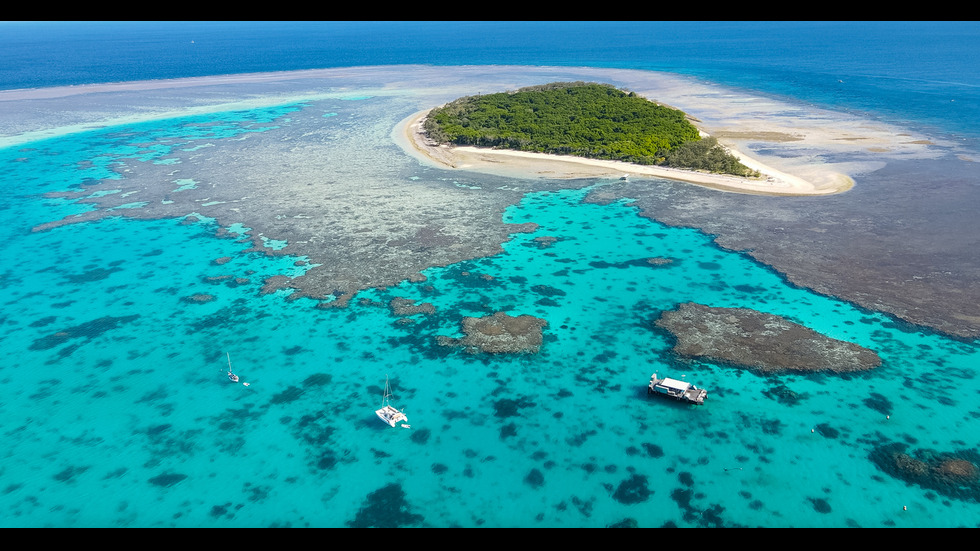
[382,375,392,407]
[227,352,232,372]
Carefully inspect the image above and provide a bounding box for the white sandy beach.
[397,108,854,196]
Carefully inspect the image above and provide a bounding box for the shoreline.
[397,108,854,196]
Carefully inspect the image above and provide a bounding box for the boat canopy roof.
[658,378,691,391]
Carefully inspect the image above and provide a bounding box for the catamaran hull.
[376,405,407,427]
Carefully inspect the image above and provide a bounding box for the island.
[402,82,854,196]
[424,82,757,177]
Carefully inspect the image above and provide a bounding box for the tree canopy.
[423,82,758,177]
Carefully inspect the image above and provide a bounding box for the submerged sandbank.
[398,108,854,196]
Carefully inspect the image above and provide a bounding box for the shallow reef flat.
[4,64,979,340]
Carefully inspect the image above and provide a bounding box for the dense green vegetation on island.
[424,82,758,177]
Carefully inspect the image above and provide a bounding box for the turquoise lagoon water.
[1,100,979,527]
[3,20,980,528]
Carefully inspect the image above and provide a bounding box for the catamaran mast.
[382,374,389,407]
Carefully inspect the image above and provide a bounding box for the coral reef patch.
[655,302,881,373]
[870,443,980,502]
[437,311,548,354]
[347,483,424,528]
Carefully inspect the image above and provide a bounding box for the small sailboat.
[375,375,408,428]
[226,352,239,383]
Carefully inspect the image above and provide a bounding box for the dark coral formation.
[807,496,832,514]
[347,483,424,528]
[30,315,140,352]
[863,392,894,416]
[871,443,980,502]
[589,257,673,269]
[410,428,431,444]
[524,468,545,488]
[763,383,808,405]
[611,473,652,504]
[53,465,90,483]
[148,472,188,488]
[437,311,548,354]
[493,396,536,418]
[655,302,881,373]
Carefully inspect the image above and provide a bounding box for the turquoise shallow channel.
[1,100,979,528]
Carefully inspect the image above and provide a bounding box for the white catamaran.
[226,352,239,383]
[375,375,408,428]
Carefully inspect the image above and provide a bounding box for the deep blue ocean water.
[1,21,979,527]
[4,21,979,143]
